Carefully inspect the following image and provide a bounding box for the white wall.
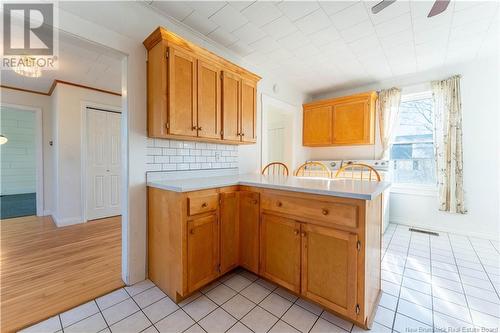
[51,84,121,226]
[0,89,54,213]
[0,107,36,195]
[310,56,500,240]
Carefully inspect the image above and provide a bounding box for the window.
[390,93,436,185]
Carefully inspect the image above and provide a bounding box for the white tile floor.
[20,224,500,333]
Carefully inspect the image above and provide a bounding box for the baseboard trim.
[389,218,498,241]
[52,215,84,227]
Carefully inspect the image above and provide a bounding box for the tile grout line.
[93,299,111,331]
[122,285,157,331]
[389,226,413,332]
[446,233,476,326]
[428,233,435,331]
[57,314,64,333]
[466,236,500,300]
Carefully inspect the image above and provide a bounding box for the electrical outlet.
[215,151,222,162]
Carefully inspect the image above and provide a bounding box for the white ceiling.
[145,0,499,94]
[1,31,122,94]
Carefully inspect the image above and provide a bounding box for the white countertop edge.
[147,176,390,201]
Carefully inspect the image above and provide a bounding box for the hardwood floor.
[0,215,123,332]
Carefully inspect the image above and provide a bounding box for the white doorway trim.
[0,102,44,217]
[80,101,122,223]
[260,94,301,172]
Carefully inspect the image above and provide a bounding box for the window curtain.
[377,87,402,159]
[432,75,466,214]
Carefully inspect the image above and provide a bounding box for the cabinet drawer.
[261,193,358,228]
[188,194,218,216]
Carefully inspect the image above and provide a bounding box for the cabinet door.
[187,214,219,292]
[168,45,197,137]
[221,71,241,141]
[240,78,257,143]
[220,192,239,274]
[260,214,301,293]
[197,59,221,139]
[303,106,332,146]
[147,42,168,137]
[239,191,260,273]
[332,99,371,145]
[301,224,358,318]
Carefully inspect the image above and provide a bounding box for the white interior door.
[87,109,121,220]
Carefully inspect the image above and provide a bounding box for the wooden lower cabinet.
[260,214,301,293]
[239,191,260,273]
[301,224,358,318]
[220,192,239,274]
[148,186,381,329]
[187,214,219,293]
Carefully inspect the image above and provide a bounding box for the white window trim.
[390,90,436,192]
[390,183,437,197]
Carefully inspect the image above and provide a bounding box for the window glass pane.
[390,96,436,185]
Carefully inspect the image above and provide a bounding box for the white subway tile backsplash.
[147,139,238,172]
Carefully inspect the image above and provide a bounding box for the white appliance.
[310,159,391,234]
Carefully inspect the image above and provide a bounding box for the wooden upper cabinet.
[303,105,332,146]
[168,45,197,137]
[301,224,358,318]
[303,92,377,146]
[222,71,241,142]
[260,214,301,293]
[197,59,221,139]
[187,214,219,293]
[144,27,260,144]
[220,192,239,274]
[333,99,371,145]
[239,191,260,274]
[240,79,257,143]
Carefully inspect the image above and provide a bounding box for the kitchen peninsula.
[147,174,389,329]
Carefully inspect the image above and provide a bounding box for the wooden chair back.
[335,163,381,182]
[294,161,330,178]
[262,162,289,176]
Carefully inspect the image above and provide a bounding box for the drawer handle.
[322,209,329,215]
[294,229,299,236]
[276,201,282,207]
[201,202,208,208]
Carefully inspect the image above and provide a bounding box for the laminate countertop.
[147,174,390,200]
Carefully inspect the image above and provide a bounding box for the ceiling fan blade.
[371,0,397,14]
[428,0,450,17]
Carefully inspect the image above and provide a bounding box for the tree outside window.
[390,95,436,185]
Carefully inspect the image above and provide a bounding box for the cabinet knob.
[252,199,258,204]
[198,126,202,131]
[294,229,299,236]
[192,126,197,130]
[276,201,282,207]
[201,202,208,208]
[301,231,307,237]
[190,229,195,235]
[241,132,245,137]
[322,209,329,215]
